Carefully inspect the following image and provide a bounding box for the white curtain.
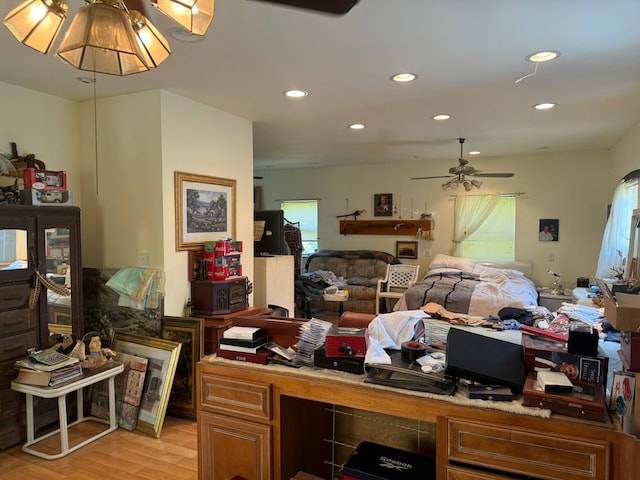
[451,194,501,256]
[595,180,638,279]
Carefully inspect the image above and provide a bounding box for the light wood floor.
[0,415,198,479]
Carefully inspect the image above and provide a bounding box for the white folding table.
[11,361,124,460]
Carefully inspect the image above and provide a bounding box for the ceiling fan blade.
[471,173,515,178]
[249,0,359,15]
[410,175,455,180]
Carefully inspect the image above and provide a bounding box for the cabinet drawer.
[0,309,35,336]
[0,283,31,310]
[200,373,272,421]
[444,417,610,480]
[0,330,36,363]
[446,464,516,480]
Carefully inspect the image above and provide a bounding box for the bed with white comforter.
[399,254,539,317]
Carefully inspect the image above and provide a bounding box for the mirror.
[0,229,28,270]
[45,227,72,335]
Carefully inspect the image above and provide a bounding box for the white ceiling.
[1,0,640,172]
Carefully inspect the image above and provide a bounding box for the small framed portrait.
[396,241,418,259]
[374,193,393,216]
[539,218,559,242]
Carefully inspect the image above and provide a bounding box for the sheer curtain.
[596,179,638,279]
[451,194,501,256]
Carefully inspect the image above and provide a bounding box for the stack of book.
[14,349,82,387]
[217,326,272,364]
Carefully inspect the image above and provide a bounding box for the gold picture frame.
[174,171,237,251]
[112,332,182,438]
[396,240,418,259]
[161,316,204,420]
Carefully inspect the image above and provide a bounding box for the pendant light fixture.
[3,0,69,54]
[56,1,149,76]
[3,0,214,76]
[152,0,214,36]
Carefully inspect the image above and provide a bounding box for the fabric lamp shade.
[129,10,171,68]
[56,1,149,76]
[153,0,214,36]
[3,0,68,54]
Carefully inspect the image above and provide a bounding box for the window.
[280,200,318,255]
[596,176,638,279]
[460,196,516,261]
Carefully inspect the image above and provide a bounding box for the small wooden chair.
[375,264,420,314]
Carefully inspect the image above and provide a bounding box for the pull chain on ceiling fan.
[410,138,514,191]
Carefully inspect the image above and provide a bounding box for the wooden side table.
[11,361,124,460]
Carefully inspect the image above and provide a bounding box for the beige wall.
[256,149,611,289]
[1,82,254,318]
[0,82,81,199]
[77,89,254,316]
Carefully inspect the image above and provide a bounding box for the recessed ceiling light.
[526,50,561,63]
[391,73,418,83]
[432,114,451,121]
[469,151,480,155]
[284,89,308,98]
[533,102,556,110]
[349,123,365,130]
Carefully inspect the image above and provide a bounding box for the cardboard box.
[214,240,242,256]
[603,297,640,332]
[620,331,640,372]
[22,168,67,190]
[212,264,243,280]
[343,441,436,480]
[20,189,73,206]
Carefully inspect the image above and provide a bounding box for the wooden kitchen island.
[197,356,639,480]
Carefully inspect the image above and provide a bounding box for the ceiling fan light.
[56,1,149,76]
[129,10,171,68]
[153,0,214,36]
[463,181,473,192]
[3,0,68,54]
[471,180,483,189]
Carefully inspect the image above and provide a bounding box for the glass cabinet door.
[36,212,82,347]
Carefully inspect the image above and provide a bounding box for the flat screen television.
[254,210,287,256]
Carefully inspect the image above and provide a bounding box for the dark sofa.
[297,250,401,314]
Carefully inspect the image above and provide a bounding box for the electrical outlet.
[140,252,151,266]
[548,253,555,262]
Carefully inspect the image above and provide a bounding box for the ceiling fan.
[124,0,359,18]
[410,138,514,191]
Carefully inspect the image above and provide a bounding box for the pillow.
[429,254,477,273]
[472,264,508,283]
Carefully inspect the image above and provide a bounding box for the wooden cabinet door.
[199,411,272,480]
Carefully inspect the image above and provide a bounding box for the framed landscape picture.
[396,241,418,259]
[161,316,204,420]
[112,332,181,438]
[175,171,236,250]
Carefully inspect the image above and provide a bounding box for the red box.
[22,168,67,191]
[214,240,242,256]
[620,331,640,371]
[212,264,243,280]
[214,255,241,267]
[325,326,367,358]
